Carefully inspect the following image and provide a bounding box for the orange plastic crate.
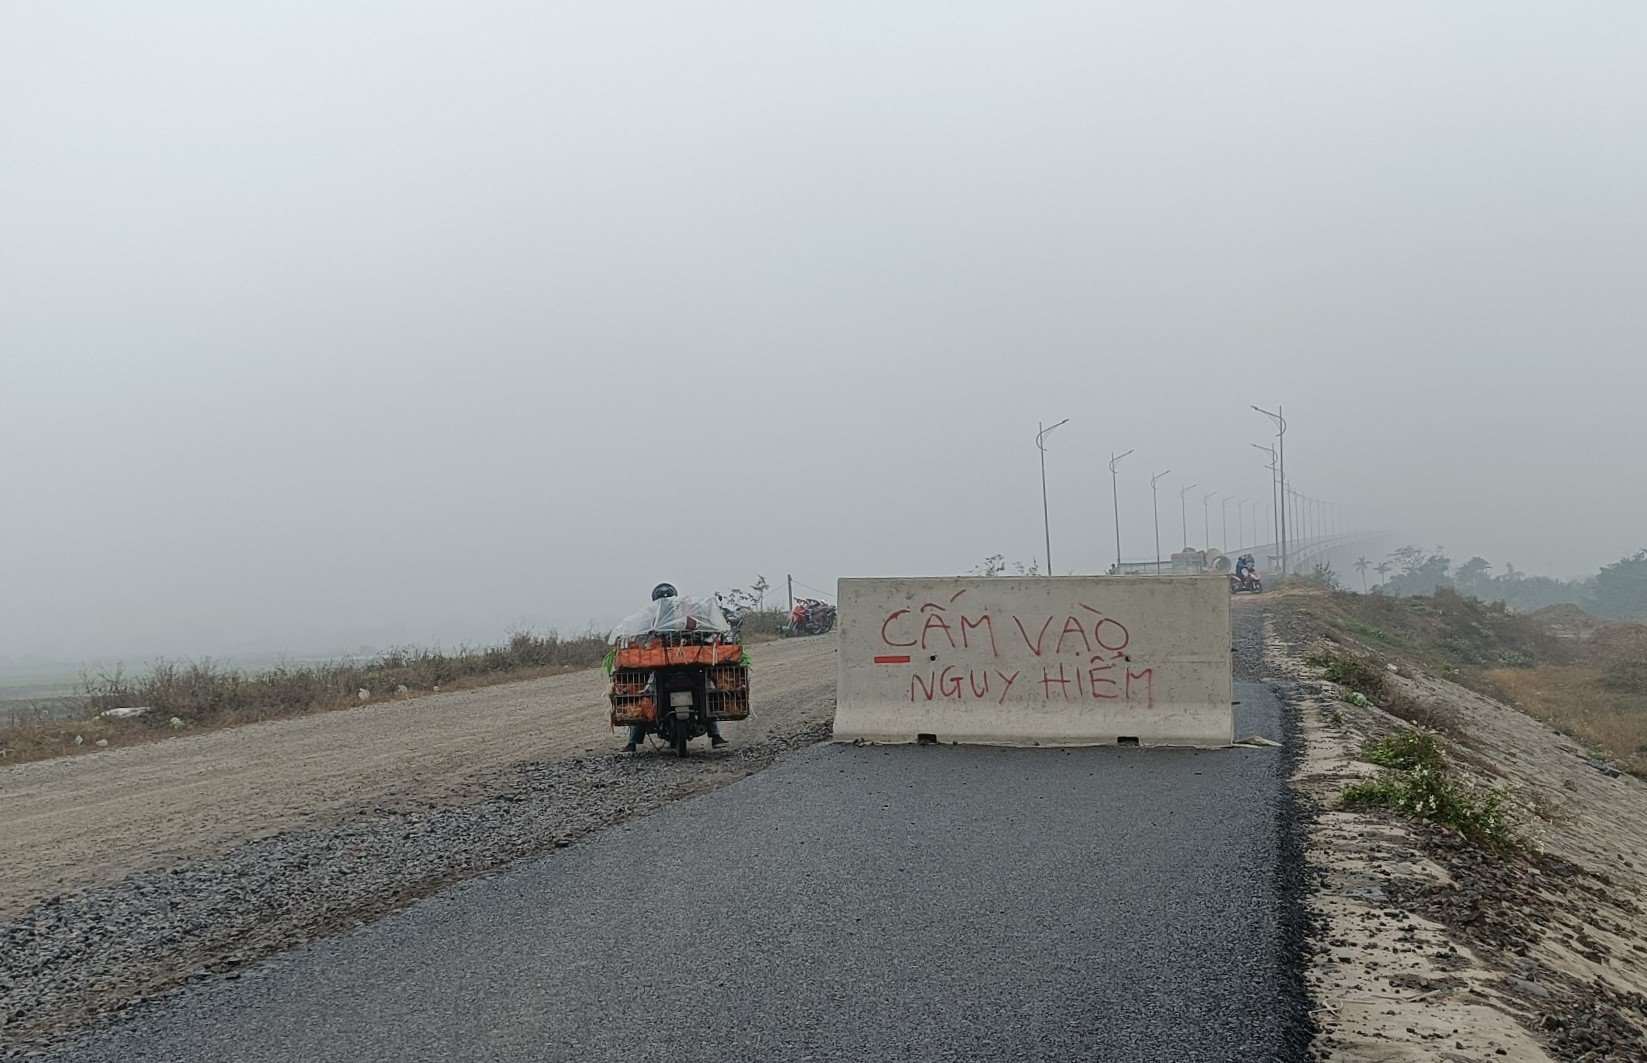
[614,642,744,669]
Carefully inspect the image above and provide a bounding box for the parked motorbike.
[786,598,837,637]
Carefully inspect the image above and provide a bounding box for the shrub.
[1307,650,1388,700]
[1342,769,1514,849]
[1361,730,1445,771]
[80,630,611,730]
[1344,728,1516,849]
[1601,656,1647,695]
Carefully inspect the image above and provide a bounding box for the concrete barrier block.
[833,576,1232,747]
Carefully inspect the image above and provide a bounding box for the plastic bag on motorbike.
[608,596,733,643]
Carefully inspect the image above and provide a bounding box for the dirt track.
[0,636,837,917]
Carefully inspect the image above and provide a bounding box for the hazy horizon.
[5,2,1644,662]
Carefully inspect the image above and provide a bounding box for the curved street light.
[1178,482,1197,553]
[1109,449,1134,574]
[1035,418,1070,574]
[1251,442,1278,563]
[1252,404,1288,574]
[1150,470,1171,575]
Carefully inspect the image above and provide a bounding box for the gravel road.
[0,636,836,917]
[37,614,1311,1063]
[0,638,836,1049]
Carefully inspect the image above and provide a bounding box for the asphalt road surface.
[49,675,1305,1063]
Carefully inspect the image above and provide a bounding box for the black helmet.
[651,582,678,601]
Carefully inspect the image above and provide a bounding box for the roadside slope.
[0,636,836,917]
[1267,591,1647,1061]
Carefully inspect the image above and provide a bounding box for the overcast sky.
[3,2,1644,661]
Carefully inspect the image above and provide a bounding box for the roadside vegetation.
[1357,544,1647,619]
[1299,587,1647,777]
[1304,648,1386,700]
[1341,728,1516,849]
[0,578,801,766]
[0,632,608,765]
[2,589,802,765]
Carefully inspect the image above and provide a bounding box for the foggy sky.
[4,2,1645,661]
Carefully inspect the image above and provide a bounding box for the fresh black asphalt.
[49,647,1307,1062]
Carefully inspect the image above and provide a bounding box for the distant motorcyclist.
[623,583,727,753]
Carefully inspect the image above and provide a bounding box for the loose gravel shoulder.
[0,636,835,917]
[0,639,836,1051]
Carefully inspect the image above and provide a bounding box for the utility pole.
[1109,448,1134,574]
[1178,482,1197,553]
[787,574,794,615]
[1252,405,1287,575]
[1220,494,1231,554]
[1150,469,1171,575]
[1035,418,1070,575]
[1202,490,1215,554]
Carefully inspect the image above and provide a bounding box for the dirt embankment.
[1266,592,1647,1062]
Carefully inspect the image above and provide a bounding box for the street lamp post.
[1238,498,1252,550]
[1252,404,1287,575]
[1221,494,1232,554]
[1178,482,1197,553]
[1035,418,1069,574]
[1201,490,1215,554]
[1251,442,1278,564]
[1150,469,1171,575]
[1109,448,1134,574]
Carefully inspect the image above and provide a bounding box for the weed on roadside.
[1361,730,1445,771]
[1307,649,1389,701]
[1343,729,1517,850]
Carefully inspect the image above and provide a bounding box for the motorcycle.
[785,598,837,637]
[612,622,754,754]
[1229,572,1264,594]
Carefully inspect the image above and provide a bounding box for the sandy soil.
[1269,604,1647,1061]
[0,636,837,917]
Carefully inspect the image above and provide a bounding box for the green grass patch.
[1360,730,1445,771]
[1343,729,1517,850]
[1307,650,1388,700]
[1342,620,1412,651]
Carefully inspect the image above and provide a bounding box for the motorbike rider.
[623,582,728,753]
[1234,554,1256,583]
